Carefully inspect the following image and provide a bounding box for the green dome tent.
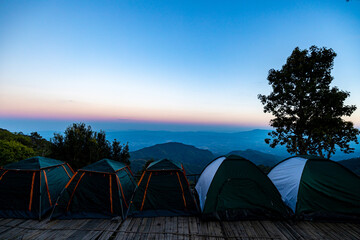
[129,159,198,217]
[0,156,74,219]
[51,159,136,219]
[195,155,289,220]
[268,155,360,220]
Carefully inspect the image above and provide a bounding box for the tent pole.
[39,171,42,221]
[116,174,124,220]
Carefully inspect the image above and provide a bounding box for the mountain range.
[129,142,284,174]
[39,129,360,161]
[129,142,360,176]
[104,130,360,160]
[129,142,214,174]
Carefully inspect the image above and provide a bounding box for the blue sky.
[0,0,359,133]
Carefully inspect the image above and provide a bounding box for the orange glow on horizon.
[1,94,359,128]
[0,93,273,127]
[0,110,270,127]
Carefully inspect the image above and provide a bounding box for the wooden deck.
[0,217,359,240]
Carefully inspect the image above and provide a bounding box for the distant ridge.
[129,142,214,174]
[338,158,360,175]
[227,149,283,167]
[38,129,359,160]
[105,129,290,156]
[129,142,287,174]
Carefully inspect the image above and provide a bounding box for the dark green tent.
[51,159,136,219]
[268,155,360,220]
[129,159,198,217]
[0,156,74,219]
[195,155,289,220]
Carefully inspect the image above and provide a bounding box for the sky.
[0,0,360,133]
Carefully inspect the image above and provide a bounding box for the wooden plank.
[164,217,173,240]
[154,216,166,240]
[43,219,98,239]
[208,221,224,240]
[129,218,146,240]
[206,221,215,240]
[18,219,49,240]
[220,221,236,239]
[0,219,26,236]
[334,222,360,240]
[183,216,191,240]
[1,217,360,240]
[296,221,326,240]
[260,220,289,240]
[1,226,26,239]
[273,221,302,240]
[249,220,273,239]
[139,217,151,240]
[223,221,241,239]
[236,221,252,239]
[54,219,91,239]
[188,217,200,239]
[144,217,155,240]
[57,219,91,239]
[0,218,12,225]
[287,221,313,240]
[0,219,30,239]
[147,217,160,240]
[310,222,342,240]
[31,229,66,240]
[98,220,123,240]
[242,221,260,239]
[322,222,355,240]
[177,217,185,240]
[114,217,133,240]
[0,218,18,234]
[344,222,360,235]
[198,218,209,240]
[127,217,143,240]
[79,219,109,240]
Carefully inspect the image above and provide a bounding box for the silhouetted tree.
[30,132,52,156]
[137,159,155,176]
[111,139,130,165]
[95,130,112,160]
[50,123,130,169]
[120,143,130,165]
[258,46,359,159]
[111,139,123,162]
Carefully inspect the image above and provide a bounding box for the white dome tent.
[268,155,360,220]
[195,155,289,220]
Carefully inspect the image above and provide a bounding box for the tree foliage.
[258,46,359,159]
[29,132,52,156]
[137,159,155,177]
[50,123,130,170]
[0,140,35,166]
[0,129,50,165]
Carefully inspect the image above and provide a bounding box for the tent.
[51,159,136,219]
[195,155,289,220]
[129,159,198,217]
[268,155,360,220]
[0,156,74,219]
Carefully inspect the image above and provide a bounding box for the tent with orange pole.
[50,159,136,219]
[128,159,198,217]
[0,156,74,219]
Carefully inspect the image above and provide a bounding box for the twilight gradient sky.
[0,0,360,132]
